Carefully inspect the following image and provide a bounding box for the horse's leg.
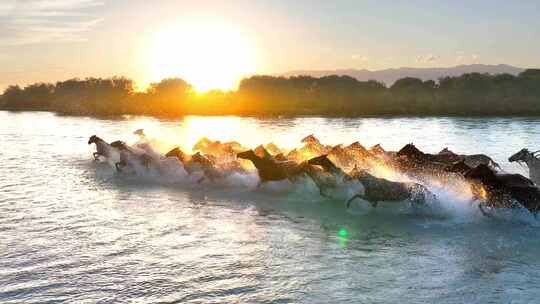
[410,191,425,206]
[319,186,329,197]
[115,160,127,172]
[347,194,364,208]
[478,204,494,218]
[93,152,100,161]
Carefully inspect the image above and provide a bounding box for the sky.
[0,0,539,91]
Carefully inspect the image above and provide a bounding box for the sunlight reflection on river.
[1,111,540,303]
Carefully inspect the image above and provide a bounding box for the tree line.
[1,69,540,116]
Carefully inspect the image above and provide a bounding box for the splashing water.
[3,112,540,303]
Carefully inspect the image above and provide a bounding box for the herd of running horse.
[88,130,540,217]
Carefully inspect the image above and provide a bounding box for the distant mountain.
[281,64,524,86]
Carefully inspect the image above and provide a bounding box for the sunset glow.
[147,23,256,92]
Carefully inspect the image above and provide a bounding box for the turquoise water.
[1,111,540,303]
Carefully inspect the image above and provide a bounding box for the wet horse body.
[165,147,225,182]
[306,155,433,208]
[440,147,501,170]
[395,144,501,181]
[464,164,540,215]
[347,169,431,208]
[193,137,245,163]
[237,150,306,185]
[109,141,155,172]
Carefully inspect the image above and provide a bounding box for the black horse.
[237,150,305,186]
[464,164,540,215]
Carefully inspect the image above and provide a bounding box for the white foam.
[89,135,540,225]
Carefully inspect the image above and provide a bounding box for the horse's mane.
[529,149,540,161]
[254,145,272,159]
[439,147,458,156]
[516,148,540,161]
[330,144,345,153]
[301,134,320,144]
[369,144,385,154]
[347,141,367,151]
[398,143,425,158]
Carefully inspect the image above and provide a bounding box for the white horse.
[509,148,540,186]
[88,135,114,160]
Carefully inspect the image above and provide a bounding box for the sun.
[147,23,256,92]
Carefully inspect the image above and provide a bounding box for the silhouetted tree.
[2,71,540,116]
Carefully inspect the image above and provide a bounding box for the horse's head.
[307,154,334,170]
[369,144,385,155]
[301,134,320,145]
[110,140,128,150]
[88,135,100,145]
[464,164,496,182]
[133,129,145,137]
[439,147,457,156]
[192,137,211,151]
[191,152,213,166]
[165,147,187,162]
[397,143,425,159]
[224,141,242,151]
[265,142,282,154]
[509,148,534,163]
[254,145,272,159]
[237,150,258,161]
[274,153,288,161]
[445,160,471,174]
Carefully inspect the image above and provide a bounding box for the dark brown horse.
[237,149,305,186]
[165,147,222,182]
[307,154,433,208]
[444,160,472,175]
[369,144,386,156]
[464,164,540,215]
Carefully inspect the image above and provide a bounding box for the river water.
[1,111,540,303]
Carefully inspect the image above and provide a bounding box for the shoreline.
[3,108,540,120]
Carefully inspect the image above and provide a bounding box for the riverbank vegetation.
[1,69,540,117]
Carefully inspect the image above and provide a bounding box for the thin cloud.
[455,51,479,63]
[455,50,465,62]
[351,54,368,61]
[416,54,436,63]
[0,0,104,46]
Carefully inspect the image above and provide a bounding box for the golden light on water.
[179,116,248,151]
[368,161,409,182]
[147,22,256,92]
[124,116,263,153]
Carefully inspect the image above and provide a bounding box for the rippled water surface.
[2,111,540,303]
